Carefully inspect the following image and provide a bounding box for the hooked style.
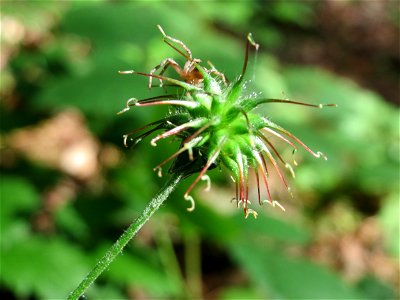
[119,25,336,218]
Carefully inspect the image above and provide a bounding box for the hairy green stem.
[68,172,184,300]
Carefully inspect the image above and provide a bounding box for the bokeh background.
[1,1,399,299]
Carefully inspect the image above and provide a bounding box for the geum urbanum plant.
[118,25,336,217]
[68,25,336,299]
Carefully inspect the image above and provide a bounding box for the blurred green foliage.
[1,1,398,299]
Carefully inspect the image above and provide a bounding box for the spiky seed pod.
[119,26,336,218]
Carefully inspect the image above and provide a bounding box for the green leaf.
[195,1,255,27]
[356,275,397,300]
[379,193,400,257]
[0,176,40,244]
[84,284,126,299]
[0,175,40,217]
[219,286,263,300]
[1,236,89,299]
[55,203,90,241]
[235,214,311,246]
[106,249,180,296]
[270,1,314,27]
[230,239,363,299]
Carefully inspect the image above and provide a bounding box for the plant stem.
[155,221,189,297]
[184,230,202,299]
[68,172,184,300]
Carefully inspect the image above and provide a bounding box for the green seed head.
[119,26,336,218]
